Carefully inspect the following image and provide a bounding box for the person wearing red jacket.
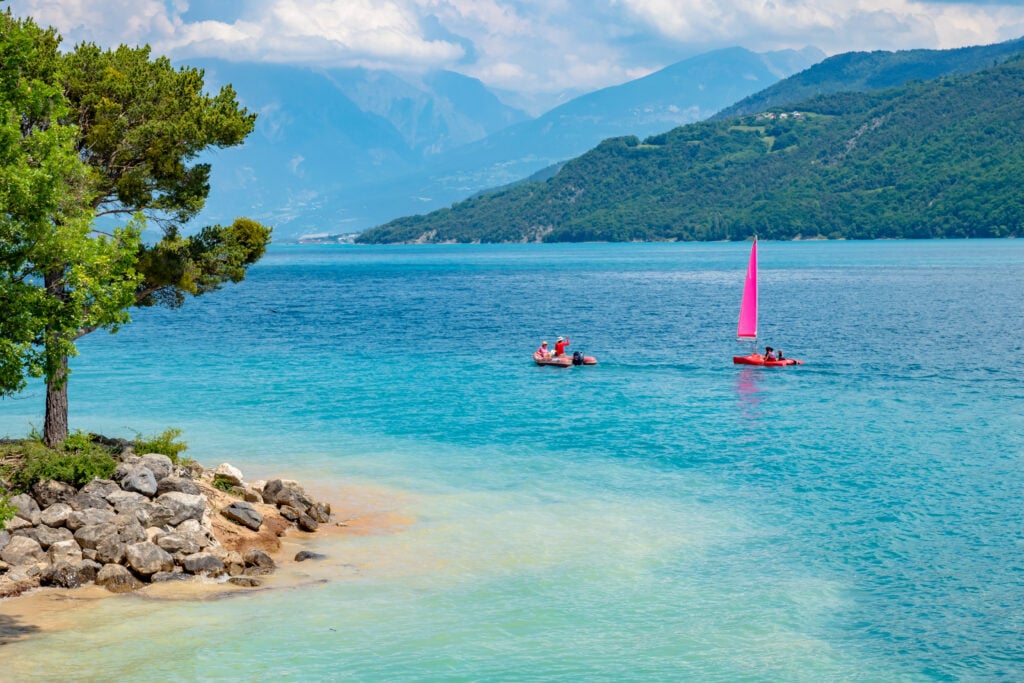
[554,336,570,357]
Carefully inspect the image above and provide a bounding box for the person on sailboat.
[554,336,570,357]
[776,348,784,360]
[536,340,551,358]
[765,347,777,361]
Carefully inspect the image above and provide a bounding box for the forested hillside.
[714,37,1024,119]
[359,55,1024,243]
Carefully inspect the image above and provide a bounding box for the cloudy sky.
[7,0,1024,112]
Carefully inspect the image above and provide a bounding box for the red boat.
[533,351,597,367]
[732,237,803,367]
[732,353,803,366]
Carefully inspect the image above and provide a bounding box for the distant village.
[296,232,361,244]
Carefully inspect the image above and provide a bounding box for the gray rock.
[114,465,158,497]
[243,548,275,568]
[243,488,264,504]
[4,515,32,531]
[68,491,113,512]
[10,493,41,525]
[224,550,245,577]
[125,541,174,577]
[308,502,331,524]
[214,463,245,487]
[48,539,83,566]
[94,536,126,565]
[114,515,147,545]
[294,550,327,562]
[155,532,200,555]
[0,536,45,565]
[74,522,118,550]
[139,453,174,481]
[40,502,74,528]
[156,476,200,497]
[67,508,116,532]
[17,524,74,550]
[278,505,300,522]
[221,501,263,531]
[107,490,147,513]
[262,479,312,511]
[181,552,225,577]
[42,561,93,588]
[31,480,78,508]
[81,479,120,499]
[149,492,205,527]
[151,570,190,583]
[95,563,143,593]
[0,530,9,552]
[228,576,262,587]
[297,513,319,532]
[6,563,42,581]
[175,519,218,549]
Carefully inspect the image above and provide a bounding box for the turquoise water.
[2,240,1022,681]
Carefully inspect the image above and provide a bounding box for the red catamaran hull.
[733,354,802,366]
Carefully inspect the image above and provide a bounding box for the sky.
[7,0,1024,113]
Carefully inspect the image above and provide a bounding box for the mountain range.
[190,47,824,240]
[358,38,1024,244]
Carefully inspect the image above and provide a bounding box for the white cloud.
[7,0,1024,102]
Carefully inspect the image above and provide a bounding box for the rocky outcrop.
[0,455,330,598]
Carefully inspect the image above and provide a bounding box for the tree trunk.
[43,269,70,447]
[44,354,69,447]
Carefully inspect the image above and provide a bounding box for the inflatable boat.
[732,353,803,367]
[533,351,597,367]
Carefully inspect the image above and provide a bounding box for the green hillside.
[359,55,1024,243]
[713,37,1024,120]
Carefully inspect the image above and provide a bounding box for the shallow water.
[2,240,1022,681]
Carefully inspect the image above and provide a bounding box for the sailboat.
[732,237,802,366]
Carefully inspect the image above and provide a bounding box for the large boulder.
[181,552,225,577]
[31,480,78,508]
[156,476,200,497]
[81,479,121,499]
[107,490,147,514]
[139,454,174,482]
[243,548,275,569]
[155,532,201,555]
[149,492,205,527]
[0,536,45,565]
[213,463,245,487]
[221,501,263,531]
[16,524,74,550]
[125,542,174,577]
[114,465,158,497]
[40,502,74,528]
[68,491,113,512]
[48,539,83,566]
[67,508,116,532]
[95,563,143,593]
[9,493,41,525]
[41,560,98,589]
[74,522,118,550]
[0,529,9,552]
[262,479,312,511]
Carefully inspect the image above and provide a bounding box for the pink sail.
[736,237,758,340]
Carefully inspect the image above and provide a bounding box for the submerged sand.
[0,477,414,644]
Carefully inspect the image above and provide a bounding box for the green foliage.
[134,428,188,463]
[0,494,14,530]
[0,17,272,445]
[4,435,117,492]
[359,55,1024,244]
[212,475,235,493]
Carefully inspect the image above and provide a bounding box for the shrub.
[134,428,189,463]
[0,495,15,530]
[8,440,117,492]
[212,475,236,493]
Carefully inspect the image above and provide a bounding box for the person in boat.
[765,346,777,361]
[554,336,570,357]
[536,340,551,358]
[776,348,784,360]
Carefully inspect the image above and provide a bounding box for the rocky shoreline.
[0,449,333,599]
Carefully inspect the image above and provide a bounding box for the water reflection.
[735,366,763,421]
